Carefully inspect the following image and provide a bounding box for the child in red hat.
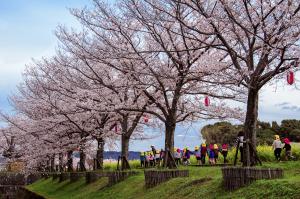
[283,138,294,160]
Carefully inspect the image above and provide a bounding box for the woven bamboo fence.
[41,172,51,179]
[0,173,25,185]
[222,167,283,191]
[0,172,42,185]
[59,172,70,182]
[52,173,61,181]
[144,170,189,188]
[70,172,85,182]
[26,173,42,184]
[85,172,104,184]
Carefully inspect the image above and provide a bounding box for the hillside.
[27,161,300,199]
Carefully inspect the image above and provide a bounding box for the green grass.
[27,161,300,199]
[103,160,141,170]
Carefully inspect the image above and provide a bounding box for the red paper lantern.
[287,71,295,85]
[144,115,149,123]
[114,124,118,133]
[204,96,210,107]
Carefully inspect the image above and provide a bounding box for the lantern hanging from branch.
[287,71,295,85]
[204,96,210,107]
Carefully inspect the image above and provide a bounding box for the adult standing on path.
[151,145,156,166]
[151,145,156,156]
[236,131,244,163]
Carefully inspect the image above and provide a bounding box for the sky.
[0,1,300,152]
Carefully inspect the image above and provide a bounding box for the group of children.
[139,150,162,168]
[175,143,229,165]
[140,143,230,167]
[272,135,294,161]
[139,134,295,168]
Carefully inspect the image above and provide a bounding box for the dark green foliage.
[271,121,280,131]
[201,122,243,146]
[257,121,271,129]
[281,120,300,131]
[289,129,300,142]
[201,120,300,145]
[256,129,275,145]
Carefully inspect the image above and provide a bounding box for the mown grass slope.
[27,161,300,199]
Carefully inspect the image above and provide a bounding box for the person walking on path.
[140,152,145,167]
[272,135,283,161]
[221,144,229,164]
[182,147,193,165]
[213,144,219,163]
[151,145,156,166]
[155,150,161,166]
[145,152,150,168]
[151,152,156,167]
[283,138,294,160]
[235,131,244,163]
[200,143,207,165]
[194,146,201,165]
[208,145,215,165]
[174,148,181,165]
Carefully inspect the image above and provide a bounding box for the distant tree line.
[201,120,300,146]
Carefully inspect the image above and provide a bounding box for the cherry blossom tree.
[0,0,263,170]
[172,0,300,166]
[61,0,245,167]
[0,126,22,161]
[1,56,119,171]
[55,25,155,169]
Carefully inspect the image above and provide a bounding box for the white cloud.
[177,134,198,138]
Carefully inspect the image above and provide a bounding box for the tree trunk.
[59,153,63,172]
[163,122,176,168]
[121,134,130,159]
[50,154,55,172]
[121,134,130,170]
[95,137,104,170]
[37,162,44,172]
[67,150,73,172]
[46,158,50,172]
[79,149,86,171]
[243,88,259,166]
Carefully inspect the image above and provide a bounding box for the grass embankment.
[27,161,300,199]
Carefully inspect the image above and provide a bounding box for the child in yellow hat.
[194,146,201,165]
[213,144,219,163]
[200,143,207,165]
